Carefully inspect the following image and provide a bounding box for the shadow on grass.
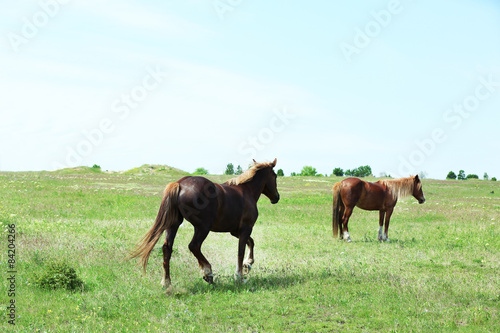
[356,234,419,247]
[182,269,308,296]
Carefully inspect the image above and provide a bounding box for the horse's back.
[341,177,386,210]
[176,176,247,232]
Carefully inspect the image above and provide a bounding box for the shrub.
[492,177,497,181]
[446,171,457,180]
[193,168,208,175]
[345,165,372,177]
[277,169,284,177]
[332,168,344,177]
[35,260,83,291]
[300,166,317,177]
[466,174,479,179]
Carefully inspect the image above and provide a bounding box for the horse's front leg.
[377,211,385,241]
[242,236,254,275]
[235,227,252,282]
[383,208,394,242]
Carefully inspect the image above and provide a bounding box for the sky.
[1,0,499,179]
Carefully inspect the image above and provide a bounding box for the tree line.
[194,164,373,178]
[447,170,496,181]
[194,164,496,181]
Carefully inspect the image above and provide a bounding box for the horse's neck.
[239,173,265,203]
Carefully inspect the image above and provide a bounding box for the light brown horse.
[332,175,425,242]
[126,159,280,292]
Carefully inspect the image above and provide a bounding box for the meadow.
[0,165,499,332]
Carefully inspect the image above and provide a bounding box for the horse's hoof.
[165,285,174,294]
[203,274,214,284]
[345,237,352,243]
[242,263,252,275]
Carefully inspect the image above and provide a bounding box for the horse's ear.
[271,158,277,167]
[252,159,257,164]
[414,174,420,181]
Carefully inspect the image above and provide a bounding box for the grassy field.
[1,166,499,332]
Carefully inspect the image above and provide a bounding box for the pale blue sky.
[1,0,499,179]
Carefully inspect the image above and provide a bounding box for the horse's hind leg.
[188,226,213,284]
[341,206,354,242]
[161,219,182,292]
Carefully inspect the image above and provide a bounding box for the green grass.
[0,169,499,332]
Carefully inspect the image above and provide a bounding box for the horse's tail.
[126,182,181,273]
[332,181,343,238]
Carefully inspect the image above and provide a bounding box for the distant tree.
[332,167,344,177]
[300,166,317,177]
[466,174,479,179]
[92,164,101,169]
[224,163,234,175]
[290,172,297,177]
[419,171,428,179]
[457,170,466,180]
[492,177,497,181]
[345,165,372,177]
[277,169,284,177]
[446,171,456,180]
[193,167,208,175]
[235,165,243,175]
[484,172,489,181]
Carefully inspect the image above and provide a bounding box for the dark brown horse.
[126,159,280,292]
[332,175,425,242]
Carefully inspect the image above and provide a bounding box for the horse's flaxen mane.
[225,161,274,186]
[378,176,421,201]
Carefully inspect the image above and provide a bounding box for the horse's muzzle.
[271,194,280,204]
[418,198,425,204]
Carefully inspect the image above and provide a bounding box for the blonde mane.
[225,161,274,186]
[378,176,420,201]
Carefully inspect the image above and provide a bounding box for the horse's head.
[259,158,280,204]
[413,175,425,204]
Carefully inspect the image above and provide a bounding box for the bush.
[345,165,372,177]
[193,168,208,175]
[466,174,479,179]
[300,166,317,177]
[35,260,83,291]
[332,168,344,177]
[446,171,457,180]
[277,169,284,177]
[492,177,497,181]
